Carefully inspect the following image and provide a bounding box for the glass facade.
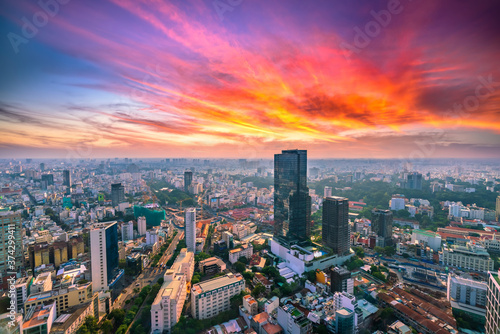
[105,223,119,285]
[371,209,393,247]
[322,196,350,256]
[274,149,311,240]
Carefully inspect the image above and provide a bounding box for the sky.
[1,0,500,160]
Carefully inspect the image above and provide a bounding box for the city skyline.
[1,0,500,159]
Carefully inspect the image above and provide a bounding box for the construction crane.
[177,199,186,210]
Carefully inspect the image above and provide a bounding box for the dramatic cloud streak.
[1,0,499,158]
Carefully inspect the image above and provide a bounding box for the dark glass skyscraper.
[184,171,193,193]
[371,209,393,247]
[111,183,125,207]
[274,149,311,240]
[63,169,71,187]
[322,196,350,256]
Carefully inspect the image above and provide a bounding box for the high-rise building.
[90,222,119,293]
[185,208,196,253]
[331,267,354,294]
[40,162,45,171]
[496,196,500,222]
[121,221,134,241]
[486,270,500,333]
[0,212,24,278]
[137,216,147,236]
[184,171,193,193]
[404,172,422,190]
[191,273,245,319]
[322,196,350,256]
[324,186,332,198]
[371,209,393,247]
[63,170,71,187]
[111,183,125,207]
[274,149,311,240]
[447,274,487,308]
[41,174,54,186]
[336,308,355,334]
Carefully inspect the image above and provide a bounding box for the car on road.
[135,283,140,286]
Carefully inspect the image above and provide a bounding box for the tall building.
[274,149,311,240]
[90,222,119,292]
[486,270,500,333]
[150,249,194,333]
[40,162,45,171]
[441,244,493,272]
[336,308,355,334]
[324,186,332,198]
[496,195,500,222]
[322,196,350,256]
[63,170,71,187]
[41,174,54,186]
[404,172,422,190]
[447,274,487,308]
[121,221,134,241]
[191,273,245,319]
[184,171,193,193]
[0,212,24,278]
[371,209,393,247]
[331,267,354,294]
[185,208,196,253]
[137,216,147,236]
[111,183,125,207]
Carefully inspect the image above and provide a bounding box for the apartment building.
[170,248,194,282]
[440,245,494,272]
[191,273,245,319]
[229,243,253,264]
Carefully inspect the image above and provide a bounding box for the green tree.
[76,316,99,334]
[252,284,266,298]
[303,270,316,283]
[383,246,396,256]
[238,256,248,264]
[100,320,113,334]
[234,261,246,273]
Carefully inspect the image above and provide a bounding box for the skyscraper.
[496,195,500,222]
[404,172,422,190]
[322,196,350,256]
[137,216,147,236]
[185,208,196,253]
[486,270,500,333]
[184,171,193,193]
[331,266,353,294]
[90,222,119,293]
[0,212,24,278]
[63,170,71,187]
[111,183,125,207]
[371,209,393,247]
[274,149,311,240]
[324,186,332,198]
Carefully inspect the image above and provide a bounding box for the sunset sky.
[1,0,499,159]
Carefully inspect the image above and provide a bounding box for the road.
[115,229,184,308]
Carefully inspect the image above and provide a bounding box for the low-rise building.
[22,302,56,334]
[229,243,254,264]
[277,304,312,334]
[50,301,95,334]
[440,245,493,272]
[24,282,97,317]
[243,295,258,316]
[199,257,226,276]
[411,230,442,251]
[170,248,194,282]
[31,272,52,294]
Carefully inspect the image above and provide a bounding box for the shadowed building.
[371,209,393,247]
[322,196,350,256]
[274,149,311,240]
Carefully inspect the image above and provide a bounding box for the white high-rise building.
[137,216,147,236]
[447,274,487,309]
[486,270,500,333]
[151,267,187,333]
[390,195,405,211]
[121,221,134,241]
[191,273,245,319]
[324,186,332,198]
[90,221,119,293]
[146,230,159,245]
[185,208,196,253]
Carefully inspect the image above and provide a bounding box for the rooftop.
[192,273,243,295]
